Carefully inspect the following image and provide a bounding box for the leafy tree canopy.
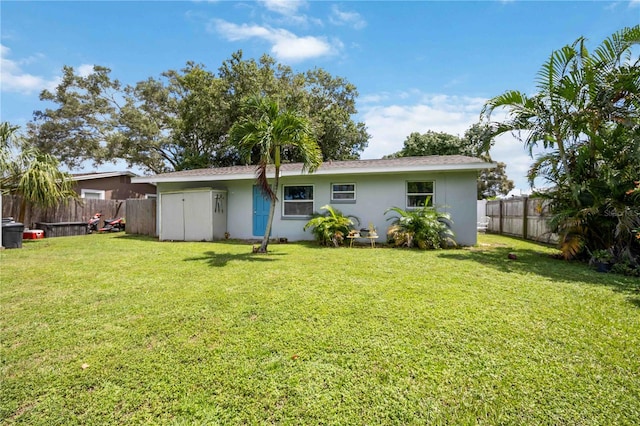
[385,124,514,199]
[27,51,369,174]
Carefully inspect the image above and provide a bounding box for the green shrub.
[385,201,456,249]
[304,205,359,247]
[610,261,640,277]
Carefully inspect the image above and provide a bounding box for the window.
[406,181,434,208]
[283,185,314,217]
[331,183,356,202]
[81,189,105,200]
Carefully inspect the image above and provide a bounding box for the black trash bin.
[2,222,24,249]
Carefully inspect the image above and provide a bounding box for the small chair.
[477,216,490,233]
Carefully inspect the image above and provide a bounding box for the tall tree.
[230,96,321,253]
[386,131,466,157]
[482,25,640,265]
[169,62,236,169]
[386,125,514,199]
[114,75,180,173]
[302,68,369,161]
[27,65,122,170]
[386,124,495,158]
[27,51,368,173]
[208,52,369,163]
[464,123,515,198]
[482,43,599,196]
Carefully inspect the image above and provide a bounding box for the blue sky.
[2,0,639,192]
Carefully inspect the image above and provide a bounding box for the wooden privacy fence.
[1,195,125,230]
[2,195,157,237]
[125,199,157,236]
[486,196,558,244]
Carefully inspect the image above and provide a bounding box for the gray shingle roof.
[71,171,137,181]
[132,155,495,183]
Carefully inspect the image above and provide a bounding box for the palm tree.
[1,122,21,171]
[384,199,456,249]
[483,26,639,187]
[481,26,640,262]
[1,122,78,224]
[303,204,360,247]
[481,43,584,190]
[230,96,322,253]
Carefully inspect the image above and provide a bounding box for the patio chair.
[477,216,490,233]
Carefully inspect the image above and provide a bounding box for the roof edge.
[132,161,497,184]
[72,171,137,181]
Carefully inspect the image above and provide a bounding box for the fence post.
[499,200,504,235]
[522,196,529,240]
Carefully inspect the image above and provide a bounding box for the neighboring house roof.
[132,156,496,184]
[71,171,138,181]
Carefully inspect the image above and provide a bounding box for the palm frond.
[384,202,456,249]
[230,94,322,252]
[254,161,275,201]
[303,204,357,247]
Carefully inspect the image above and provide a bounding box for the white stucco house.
[132,155,495,246]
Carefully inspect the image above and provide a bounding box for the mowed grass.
[1,233,639,424]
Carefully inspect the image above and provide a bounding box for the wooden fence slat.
[1,195,126,231]
[125,199,156,236]
[2,195,158,237]
[485,196,558,244]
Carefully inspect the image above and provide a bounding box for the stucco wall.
[156,169,479,246]
[437,171,479,246]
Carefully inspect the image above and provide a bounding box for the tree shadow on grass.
[183,250,286,268]
[114,234,157,242]
[436,246,640,305]
[292,241,392,250]
[627,296,640,309]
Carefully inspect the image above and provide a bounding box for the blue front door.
[253,186,271,236]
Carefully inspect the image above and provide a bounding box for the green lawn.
[2,233,639,424]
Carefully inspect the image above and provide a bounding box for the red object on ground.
[23,230,44,239]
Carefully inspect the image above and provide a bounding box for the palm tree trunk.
[259,165,279,253]
[554,130,572,188]
[18,196,27,224]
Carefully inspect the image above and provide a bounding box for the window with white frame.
[406,181,434,208]
[81,189,106,200]
[331,183,356,202]
[282,185,314,217]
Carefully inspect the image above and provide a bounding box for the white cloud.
[258,0,314,27]
[0,44,57,94]
[77,64,96,77]
[359,92,539,190]
[491,133,538,189]
[360,93,486,159]
[329,5,366,30]
[271,34,338,61]
[359,92,391,104]
[260,0,306,16]
[213,20,268,40]
[630,0,639,8]
[210,19,339,62]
